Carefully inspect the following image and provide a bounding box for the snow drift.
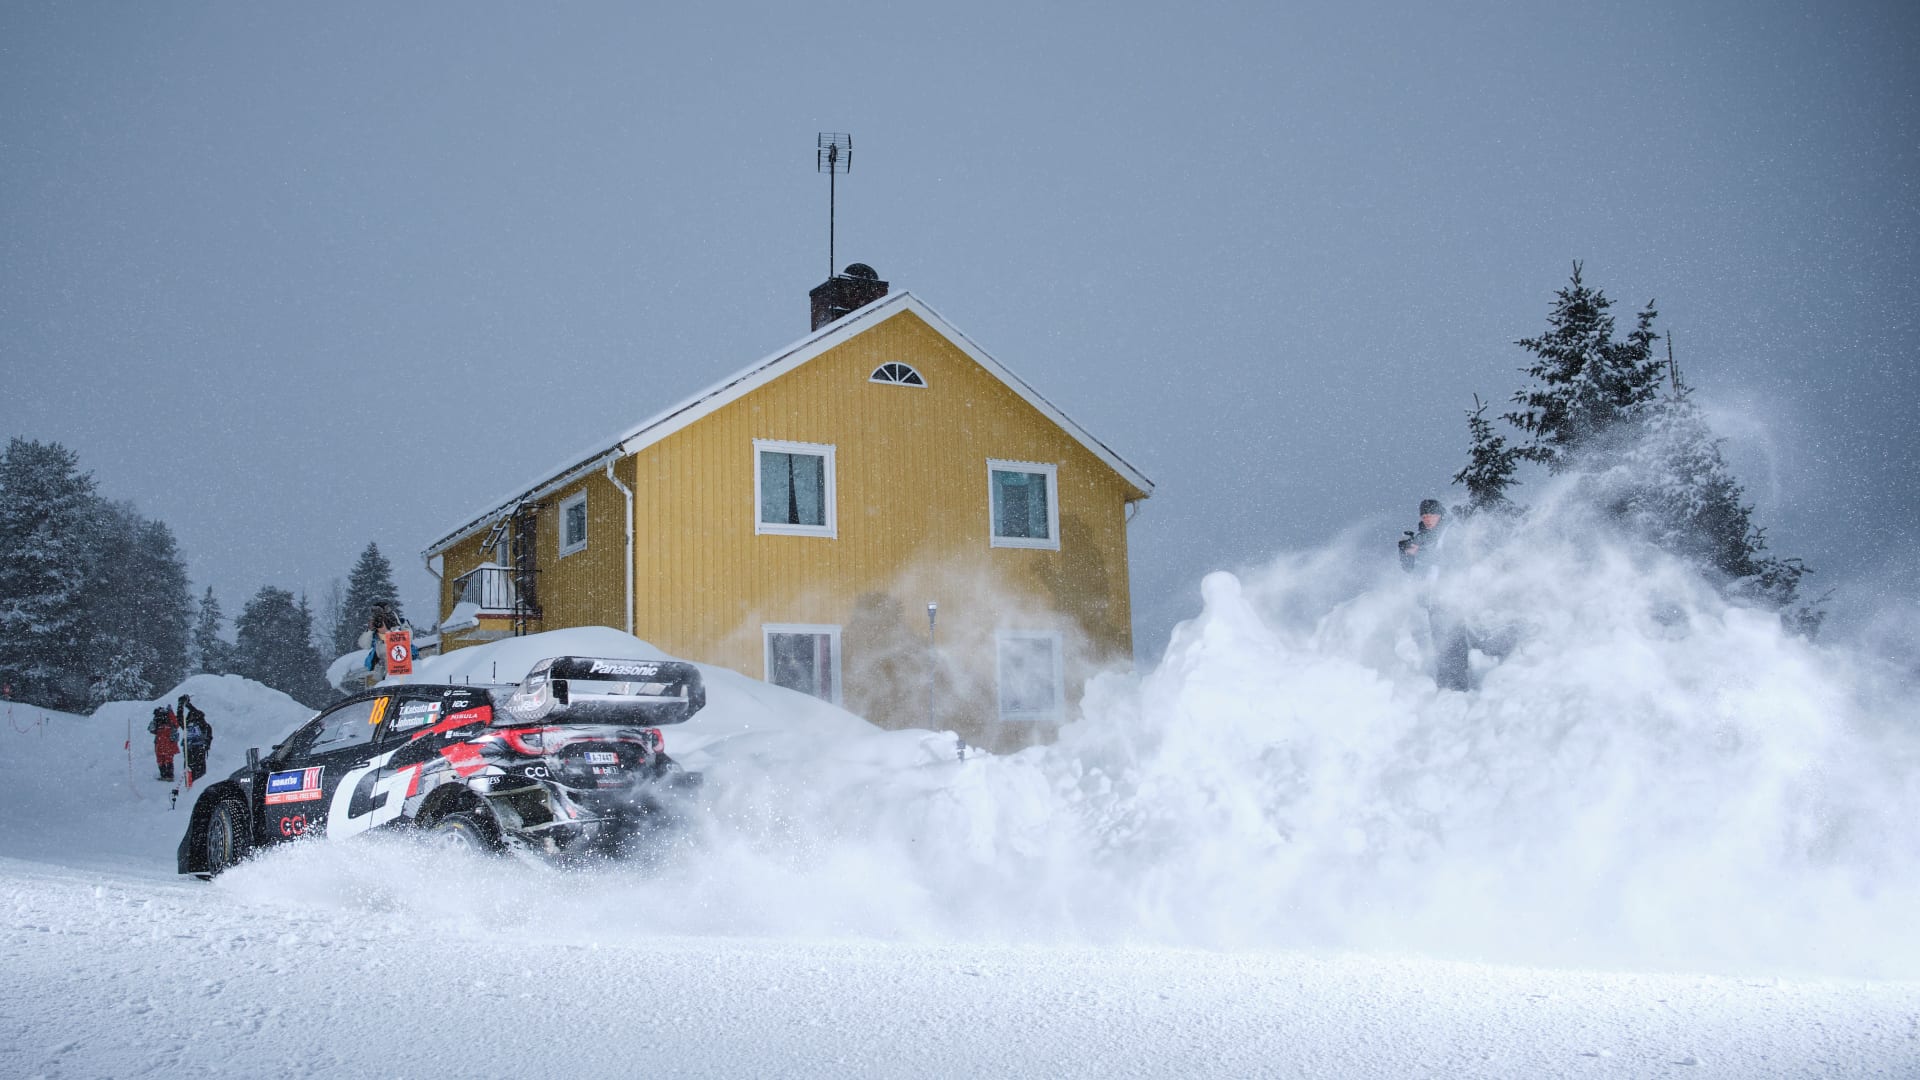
[11,494,1917,980]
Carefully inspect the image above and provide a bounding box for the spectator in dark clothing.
[177,694,212,784]
[148,707,179,781]
[370,601,401,637]
[1398,498,1471,691]
[1399,499,1448,577]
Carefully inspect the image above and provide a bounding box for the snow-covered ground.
[3,520,1918,1078]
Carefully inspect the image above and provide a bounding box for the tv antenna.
[816,132,852,278]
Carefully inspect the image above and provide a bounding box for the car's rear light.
[501,727,549,755]
[646,728,664,753]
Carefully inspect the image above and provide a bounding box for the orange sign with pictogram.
[384,629,414,675]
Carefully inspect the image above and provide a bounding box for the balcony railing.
[453,563,519,612]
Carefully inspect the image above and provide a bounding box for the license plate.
[585,751,619,765]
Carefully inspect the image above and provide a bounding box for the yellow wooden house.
[422,268,1152,750]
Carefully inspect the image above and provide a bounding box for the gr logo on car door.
[328,745,425,840]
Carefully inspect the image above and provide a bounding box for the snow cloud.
[210,487,1920,980]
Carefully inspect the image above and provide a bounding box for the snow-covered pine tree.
[1452,395,1522,514]
[1613,370,1818,619]
[191,586,233,675]
[1461,267,1817,627]
[1504,263,1664,472]
[77,502,192,698]
[86,638,157,710]
[331,542,403,657]
[1615,373,1758,580]
[234,586,330,707]
[0,439,100,709]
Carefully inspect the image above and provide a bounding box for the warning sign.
[384,629,414,675]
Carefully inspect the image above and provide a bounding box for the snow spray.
[218,491,1920,979]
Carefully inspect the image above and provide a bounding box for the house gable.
[423,292,1151,557]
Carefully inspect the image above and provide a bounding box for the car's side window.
[273,717,326,763]
[296,698,384,759]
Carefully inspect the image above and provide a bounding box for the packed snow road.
[5,852,1910,1080]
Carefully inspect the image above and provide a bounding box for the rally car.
[179,656,706,877]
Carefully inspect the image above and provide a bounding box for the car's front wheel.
[204,798,252,876]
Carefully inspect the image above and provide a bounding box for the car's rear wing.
[498,656,707,725]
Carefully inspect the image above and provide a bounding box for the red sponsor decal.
[438,741,488,778]
[411,705,492,742]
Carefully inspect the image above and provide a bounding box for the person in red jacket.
[148,706,179,781]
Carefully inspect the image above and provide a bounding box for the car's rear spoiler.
[499,656,706,725]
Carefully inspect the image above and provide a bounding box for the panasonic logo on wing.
[589,660,661,677]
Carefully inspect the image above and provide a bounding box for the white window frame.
[558,490,588,557]
[995,629,1065,723]
[754,439,838,538]
[762,623,843,705]
[987,459,1060,550]
[869,361,927,387]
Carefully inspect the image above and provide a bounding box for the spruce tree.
[234,587,330,707]
[1618,370,1819,620]
[78,502,191,699]
[0,439,99,708]
[87,639,157,710]
[1616,374,1758,579]
[1457,265,1816,624]
[1452,395,1522,514]
[1504,262,1664,472]
[191,587,233,675]
[331,542,403,656]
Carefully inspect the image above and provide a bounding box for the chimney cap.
[842,263,879,281]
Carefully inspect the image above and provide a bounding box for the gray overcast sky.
[3,1,1915,660]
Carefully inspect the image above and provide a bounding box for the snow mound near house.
[0,674,313,869]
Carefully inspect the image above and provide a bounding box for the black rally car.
[179,656,706,877]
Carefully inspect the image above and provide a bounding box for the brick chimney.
[809,263,889,331]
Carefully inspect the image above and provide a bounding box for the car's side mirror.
[247,747,261,772]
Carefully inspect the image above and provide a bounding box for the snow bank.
[8,498,1918,980]
[0,674,313,868]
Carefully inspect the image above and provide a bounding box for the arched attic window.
[869,362,926,387]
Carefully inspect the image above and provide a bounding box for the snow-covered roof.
[423,291,1154,556]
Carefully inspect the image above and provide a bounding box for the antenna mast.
[817,132,852,278]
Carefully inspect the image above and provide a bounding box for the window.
[869,362,926,387]
[558,491,588,556]
[289,697,384,759]
[755,440,837,537]
[988,460,1059,550]
[996,631,1064,723]
[764,624,842,704]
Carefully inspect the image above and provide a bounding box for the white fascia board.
[422,290,1155,556]
[903,295,1155,498]
[423,447,624,556]
[604,293,1156,493]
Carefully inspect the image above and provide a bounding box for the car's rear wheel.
[427,811,499,854]
[204,798,251,877]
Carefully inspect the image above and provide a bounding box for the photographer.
[1397,498,1471,691]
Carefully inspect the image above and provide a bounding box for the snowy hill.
[0,674,311,869]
